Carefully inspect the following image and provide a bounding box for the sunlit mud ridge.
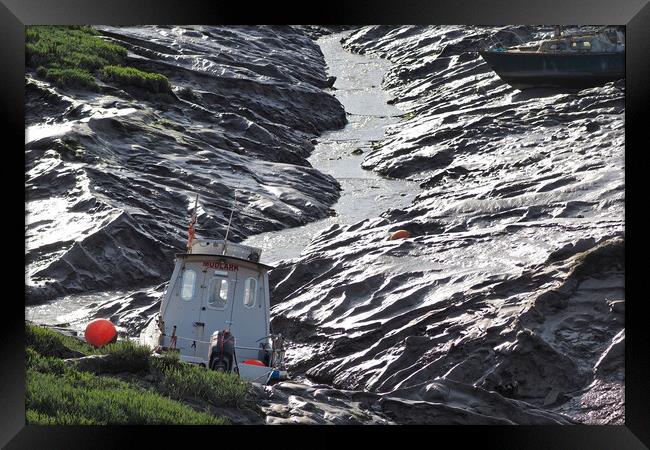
[268,26,624,424]
[26,26,346,304]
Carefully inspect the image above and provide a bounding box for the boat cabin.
[154,239,275,373]
[487,28,625,55]
[536,33,622,53]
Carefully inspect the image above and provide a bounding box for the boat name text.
[202,261,239,271]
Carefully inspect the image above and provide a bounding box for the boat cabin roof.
[178,239,274,270]
[487,29,623,55]
[175,252,275,270]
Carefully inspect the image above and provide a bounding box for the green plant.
[44,67,99,91]
[150,351,184,371]
[26,347,67,375]
[177,85,201,102]
[100,65,171,94]
[26,26,171,95]
[96,340,152,373]
[25,322,95,358]
[26,368,225,425]
[24,323,252,424]
[157,363,248,407]
[26,26,127,71]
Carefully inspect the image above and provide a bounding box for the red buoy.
[242,359,266,366]
[389,229,411,240]
[84,319,117,348]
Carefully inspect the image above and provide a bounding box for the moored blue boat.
[479,27,625,89]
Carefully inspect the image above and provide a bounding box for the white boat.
[140,196,287,384]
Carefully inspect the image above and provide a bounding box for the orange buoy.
[389,229,411,240]
[84,319,117,348]
[242,359,266,366]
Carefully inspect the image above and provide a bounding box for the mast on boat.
[187,193,199,253]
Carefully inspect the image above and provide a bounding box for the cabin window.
[243,277,257,308]
[571,41,591,49]
[180,269,196,301]
[208,277,229,309]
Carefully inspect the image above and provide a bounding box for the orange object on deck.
[242,359,266,366]
[389,229,411,240]
[84,319,117,348]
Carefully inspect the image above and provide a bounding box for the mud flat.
[25,26,625,425]
[25,26,346,305]
[243,32,418,264]
[267,26,625,424]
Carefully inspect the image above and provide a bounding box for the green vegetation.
[101,65,171,94]
[94,340,153,373]
[26,322,95,358]
[27,350,224,424]
[26,26,171,95]
[41,67,100,90]
[26,26,126,69]
[26,322,253,425]
[158,363,248,408]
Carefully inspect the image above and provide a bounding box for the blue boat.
[479,27,625,89]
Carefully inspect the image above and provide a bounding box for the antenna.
[222,183,240,255]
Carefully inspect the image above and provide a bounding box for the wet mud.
[267,26,624,424]
[26,26,624,424]
[26,26,346,303]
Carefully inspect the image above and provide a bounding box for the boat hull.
[479,51,624,89]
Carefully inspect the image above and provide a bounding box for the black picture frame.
[4,0,647,447]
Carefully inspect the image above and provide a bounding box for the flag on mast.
[187,193,198,253]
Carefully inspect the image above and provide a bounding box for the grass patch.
[65,340,153,374]
[25,322,95,358]
[26,26,126,70]
[26,26,171,95]
[26,347,67,375]
[43,67,99,91]
[25,323,251,424]
[26,366,225,424]
[101,65,171,94]
[26,26,125,92]
[155,360,248,408]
